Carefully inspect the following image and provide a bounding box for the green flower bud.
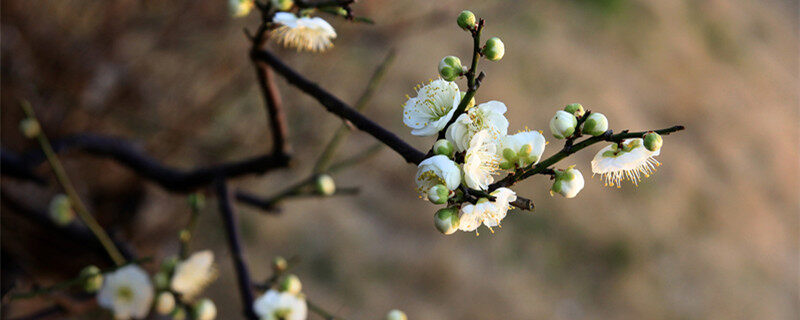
[386,309,408,320]
[499,161,514,170]
[581,112,608,136]
[193,298,217,320]
[643,131,663,152]
[550,167,584,198]
[187,193,205,211]
[19,118,41,139]
[482,37,505,61]
[279,274,302,295]
[270,0,294,11]
[171,307,187,320]
[427,184,450,204]
[457,10,476,30]
[433,139,455,158]
[156,292,177,315]
[564,103,585,117]
[315,174,336,196]
[48,194,75,226]
[161,255,179,275]
[80,265,103,293]
[154,271,170,290]
[549,110,578,139]
[272,256,288,273]
[179,229,191,243]
[433,207,460,235]
[438,56,463,81]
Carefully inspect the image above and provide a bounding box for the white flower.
[446,100,509,152]
[402,79,461,136]
[229,0,254,17]
[97,265,154,320]
[253,290,308,320]
[416,155,461,197]
[500,130,546,168]
[591,138,661,187]
[272,12,337,52]
[171,250,217,301]
[550,167,584,198]
[457,188,515,234]
[463,130,500,191]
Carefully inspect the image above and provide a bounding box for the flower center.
[116,286,134,303]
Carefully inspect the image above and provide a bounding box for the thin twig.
[215,180,258,320]
[19,101,126,266]
[307,299,346,320]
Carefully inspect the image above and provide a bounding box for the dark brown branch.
[251,49,426,165]
[215,180,258,320]
[250,13,291,156]
[17,133,289,193]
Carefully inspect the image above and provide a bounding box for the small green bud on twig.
[482,37,505,61]
[19,118,41,139]
[80,265,103,293]
[457,10,476,30]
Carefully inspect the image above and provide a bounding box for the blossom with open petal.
[500,130,546,168]
[463,130,500,191]
[253,290,308,320]
[591,138,661,187]
[457,187,516,234]
[445,100,509,152]
[415,155,461,198]
[97,265,154,320]
[403,79,461,136]
[272,12,337,52]
[171,250,217,301]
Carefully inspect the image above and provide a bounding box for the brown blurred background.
[2,0,798,319]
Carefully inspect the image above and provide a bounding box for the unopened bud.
[549,110,578,139]
[19,118,41,139]
[643,132,663,152]
[315,174,336,196]
[279,274,302,295]
[154,271,170,290]
[550,167,584,198]
[272,256,288,273]
[581,113,608,136]
[433,139,455,158]
[457,10,476,30]
[171,307,187,320]
[564,103,585,117]
[427,184,450,204]
[193,299,217,320]
[229,0,254,17]
[161,256,179,275]
[48,194,75,226]
[433,207,460,235]
[270,0,294,11]
[156,292,177,315]
[386,309,408,320]
[482,37,505,61]
[80,265,103,293]
[438,56,463,82]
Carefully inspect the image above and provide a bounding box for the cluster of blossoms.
[231,0,338,52]
[406,11,667,236]
[85,250,218,319]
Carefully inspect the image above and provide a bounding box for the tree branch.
[215,180,258,320]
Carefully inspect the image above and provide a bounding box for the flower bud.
[433,207,460,235]
[171,307,187,320]
[48,194,75,226]
[457,10,476,30]
[272,256,288,273]
[550,167,584,198]
[19,118,41,139]
[279,274,302,295]
[270,0,294,11]
[315,174,336,196]
[427,184,450,204]
[193,299,217,320]
[482,37,505,61]
[564,103,585,117]
[643,131,663,152]
[581,112,608,136]
[80,265,103,293]
[156,292,177,315]
[386,309,408,320]
[229,0,254,17]
[438,56,463,82]
[549,110,578,139]
[161,256,179,275]
[154,271,170,290]
[433,139,455,158]
[187,193,205,211]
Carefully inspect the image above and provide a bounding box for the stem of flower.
[19,101,126,267]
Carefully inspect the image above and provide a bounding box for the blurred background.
[2,0,798,319]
